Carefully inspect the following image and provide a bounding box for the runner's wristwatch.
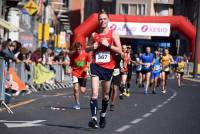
[107,45,111,49]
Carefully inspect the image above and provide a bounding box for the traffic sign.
[24,0,38,16]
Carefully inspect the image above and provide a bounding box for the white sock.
[92,116,97,121]
[101,112,106,117]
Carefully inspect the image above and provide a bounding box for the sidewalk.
[184,75,200,83]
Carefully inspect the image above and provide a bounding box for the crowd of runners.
[68,9,187,129]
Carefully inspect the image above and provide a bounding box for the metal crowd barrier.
[0,58,14,114]
[0,58,5,102]
[8,62,72,93]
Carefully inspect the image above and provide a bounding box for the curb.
[184,76,200,83]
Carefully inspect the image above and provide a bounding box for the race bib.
[75,61,85,67]
[95,51,110,63]
[72,76,78,84]
[163,65,170,71]
[113,68,120,76]
[145,63,151,67]
[154,65,161,71]
[143,63,151,70]
[136,65,142,71]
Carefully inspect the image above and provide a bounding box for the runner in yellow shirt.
[160,49,174,94]
[176,57,186,88]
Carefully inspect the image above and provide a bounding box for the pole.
[0,0,2,18]
[41,0,48,44]
[193,0,200,78]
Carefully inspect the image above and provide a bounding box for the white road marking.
[0,120,28,123]
[130,118,143,124]
[116,88,177,133]
[167,98,172,101]
[157,104,163,108]
[116,125,132,132]
[2,120,46,128]
[134,104,138,107]
[162,101,168,105]
[150,108,158,113]
[142,113,152,118]
[192,84,199,87]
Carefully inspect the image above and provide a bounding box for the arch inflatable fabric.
[73,13,200,65]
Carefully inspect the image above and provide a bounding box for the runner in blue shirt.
[134,52,143,88]
[151,50,161,94]
[140,46,154,94]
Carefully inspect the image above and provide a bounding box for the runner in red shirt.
[70,42,90,110]
[86,10,122,128]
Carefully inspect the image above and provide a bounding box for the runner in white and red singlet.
[86,9,122,128]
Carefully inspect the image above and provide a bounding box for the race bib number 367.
[95,51,110,63]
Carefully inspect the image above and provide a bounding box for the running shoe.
[142,83,145,88]
[162,90,167,94]
[122,89,127,96]
[88,118,98,129]
[126,92,130,97]
[152,90,156,94]
[72,104,80,110]
[99,115,106,128]
[138,83,141,88]
[123,92,128,96]
[126,89,130,97]
[119,94,123,100]
[144,89,148,95]
[110,104,115,111]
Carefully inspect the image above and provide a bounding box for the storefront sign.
[108,22,170,37]
[19,34,34,48]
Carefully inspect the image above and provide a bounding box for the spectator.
[30,48,42,63]
[2,41,20,69]
[12,41,22,59]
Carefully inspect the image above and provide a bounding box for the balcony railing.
[154,0,174,5]
[99,0,113,2]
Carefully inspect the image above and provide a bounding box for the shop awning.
[0,18,24,32]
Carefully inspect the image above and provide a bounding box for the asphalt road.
[1,77,200,134]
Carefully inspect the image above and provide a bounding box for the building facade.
[0,0,73,49]
[173,0,198,56]
[174,0,198,25]
[84,0,174,19]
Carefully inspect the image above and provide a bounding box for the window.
[129,4,137,16]
[63,0,69,7]
[156,5,169,16]
[121,4,128,14]
[120,3,146,16]
[138,4,146,16]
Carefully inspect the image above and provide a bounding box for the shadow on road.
[44,123,96,132]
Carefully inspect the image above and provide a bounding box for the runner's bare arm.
[139,60,145,65]
[151,58,155,65]
[170,55,174,63]
[111,31,122,54]
[84,54,91,72]
[86,33,98,52]
[130,60,136,64]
